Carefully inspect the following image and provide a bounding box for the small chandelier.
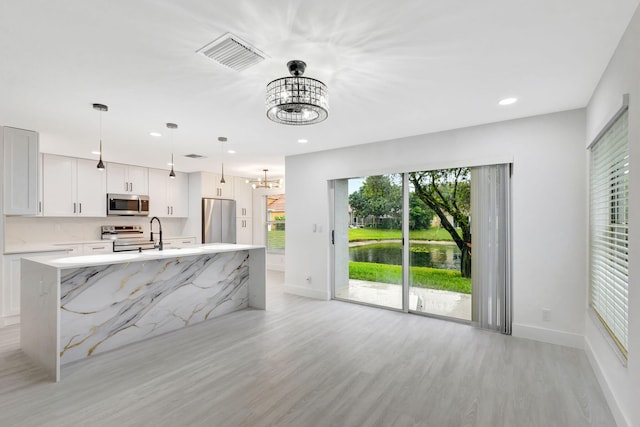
[93,103,108,170]
[266,60,328,125]
[246,169,282,189]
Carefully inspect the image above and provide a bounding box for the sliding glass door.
[333,174,403,309]
[407,168,472,320]
[332,165,510,331]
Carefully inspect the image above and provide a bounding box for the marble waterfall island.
[20,244,266,381]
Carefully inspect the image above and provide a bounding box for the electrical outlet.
[542,308,551,322]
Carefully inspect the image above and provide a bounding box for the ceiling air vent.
[196,32,267,72]
[184,154,207,159]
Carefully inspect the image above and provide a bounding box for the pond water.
[349,242,461,270]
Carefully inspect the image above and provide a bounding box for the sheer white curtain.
[471,164,512,334]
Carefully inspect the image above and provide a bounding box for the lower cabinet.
[162,237,196,249]
[236,218,252,244]
[83,242,112,254]
[2,250,69,322]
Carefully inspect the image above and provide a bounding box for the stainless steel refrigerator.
[202,198,236,243]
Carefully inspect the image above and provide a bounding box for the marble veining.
[59,250,250,364]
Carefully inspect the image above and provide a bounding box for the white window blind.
[589,108,629,357]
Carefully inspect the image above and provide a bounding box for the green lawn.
[349,261,471,294]
[348,227,457,242]
[267,230,285,250]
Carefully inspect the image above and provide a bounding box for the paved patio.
[335,279,471,320]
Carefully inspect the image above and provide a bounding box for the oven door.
[107,194,145,216]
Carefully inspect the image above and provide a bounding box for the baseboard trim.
[511,323,584,349]
[0,314,20,327]
[283,283,330,300]
[584,335,629,427]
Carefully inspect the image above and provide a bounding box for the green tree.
[349,175,402,228]
[409,193,434,229]
[409,168,472,277]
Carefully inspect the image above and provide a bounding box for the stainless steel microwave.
[107,194,150,216]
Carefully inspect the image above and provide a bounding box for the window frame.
[588,96,629,360]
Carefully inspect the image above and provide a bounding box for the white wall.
[285,108,587,342]
[584,6,640,427]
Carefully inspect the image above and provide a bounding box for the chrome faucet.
[150,216,163,251]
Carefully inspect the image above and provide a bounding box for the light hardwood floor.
[0,271,614,426]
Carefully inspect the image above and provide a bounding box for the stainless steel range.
[101,225,156,252]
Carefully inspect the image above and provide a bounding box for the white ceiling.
[1,0,638,179]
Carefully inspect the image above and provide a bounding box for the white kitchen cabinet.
[234,176,252,218]
[236,218,253,244]
[2,250,69,320]
[162,237,196,249]
[83,242,112,254]
[43,154,106,217]
[202,172,234,199]
[107,163,148,195]
[3,127,39,215]
[148,168,189,218]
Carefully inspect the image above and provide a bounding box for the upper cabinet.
[148,168,188,218]
[3,127,39,215]
[106,163,148,195]
[201,172,234,199]
[42,154,106,217]
[234,176,252,218]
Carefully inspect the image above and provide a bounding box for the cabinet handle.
[73,202,76,213]
[167,206,170,215]
[171,206,173,215]
[182,240,190,244]
[79,203,82,214]
[92,246,106,250]
[125,182,128,192]
[130,182,133,192]
[39,201,42,213]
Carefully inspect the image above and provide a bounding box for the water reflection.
[349,242,460,270]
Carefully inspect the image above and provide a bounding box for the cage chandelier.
[266,60,328,125]
[246,169,282,189]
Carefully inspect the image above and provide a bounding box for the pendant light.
[93,103,108,170]
[167,123,177,179]
[218,136,227,184]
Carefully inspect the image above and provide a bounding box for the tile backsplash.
[4,216,189,248]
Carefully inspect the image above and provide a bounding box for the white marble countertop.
[4,236,197,255]
[23,243,264,269]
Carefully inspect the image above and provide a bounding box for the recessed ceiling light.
[91,150,101,155]
[227,149,236,154]
[297,138,308,144]
[498,97,518,106]
[150,132,162,137]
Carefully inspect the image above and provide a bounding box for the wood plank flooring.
[0,271,615,426]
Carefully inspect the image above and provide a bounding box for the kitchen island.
[20,244,265,382]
